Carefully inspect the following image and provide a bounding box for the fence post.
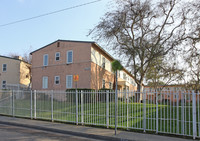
[156,90,158,133]
[192,90,197,139]
[176,92,179,134]
[76,90,78,125]
[81,90,84,125]
[12,90,15,117]
[34,90,37,119]
[127,90,129,130]
[51,90,54,122]
[181,92,185,135]
[106,90,109,128]
[30,90,33,119]
[143,90,146,132]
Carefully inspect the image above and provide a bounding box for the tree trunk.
[136,83,142,103]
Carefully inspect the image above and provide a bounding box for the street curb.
[0,120,134,141]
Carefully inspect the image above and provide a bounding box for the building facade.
[31,40,137,91]
[0,55,31,90]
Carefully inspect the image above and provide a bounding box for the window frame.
[123,73,126,80]
[2,80,6,89]
[102,57,105,69]
[54,76,60,85]
[67,50,73,64]
[66,75,73,88]
[102,79,105,89]
[2,64,7,72]
[43,54,48,66]
[42,76,48,89]
[55,52,60,61]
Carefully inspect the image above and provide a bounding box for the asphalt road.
[0,124,101,141]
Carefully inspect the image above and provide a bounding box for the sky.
[0,0,112,56]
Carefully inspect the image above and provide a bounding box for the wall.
[31,41,92,90]
[91,62,114,89]
[0,57,20,88]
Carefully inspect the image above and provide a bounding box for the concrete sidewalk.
[0,115,195,141]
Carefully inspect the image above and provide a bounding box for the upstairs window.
[2,81,6,89]
[2,64,7,72]
[54,76,60,85]
[123,73,126,80]
[55,52,60,61]
[67,50,73,64]
[102,57,105,69]
[43,54,48,66]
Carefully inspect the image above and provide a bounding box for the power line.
[0,0,102,27]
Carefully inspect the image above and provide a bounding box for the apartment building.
[0,55,31,89]
[30,40,137,91]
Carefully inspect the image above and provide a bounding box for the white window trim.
[42,76,48,89]
[55,52,60,61]
[2,64,7,72]
[67,50,73,64]
[66,75,73,89]
[43,54,48,66]
[54,76,60,85]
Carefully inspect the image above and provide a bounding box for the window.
[109,82,112,89]
[102,80,105,89]
[131,79,134,85]
[67,50,73,64]
[43,54,48,66]
[123,73,126,80]
[55,52,60,61]
[2,64,7,72]
[102,57,105,68]
[66,75,73,88]
[2,81,6,89]
[42,76,48,89]
[54,76,60,85]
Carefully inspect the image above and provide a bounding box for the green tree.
[111,60,123,90]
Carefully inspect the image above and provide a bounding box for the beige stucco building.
[0,55,31,89]
[30,40,137,91]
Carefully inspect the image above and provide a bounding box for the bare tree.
[89,0,200,101]
[146,56,184,91]
[183,43,200,92]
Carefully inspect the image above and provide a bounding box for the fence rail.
[0,89,199,139]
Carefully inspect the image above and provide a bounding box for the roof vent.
[57,42,60,47]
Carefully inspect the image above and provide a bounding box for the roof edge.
[0,55,30,64]
[30,39,95,55]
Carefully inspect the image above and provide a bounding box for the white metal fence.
[0,89,199,139]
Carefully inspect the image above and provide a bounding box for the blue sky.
[0,0,111,56]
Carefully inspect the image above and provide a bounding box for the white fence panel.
[0,89,199,139]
